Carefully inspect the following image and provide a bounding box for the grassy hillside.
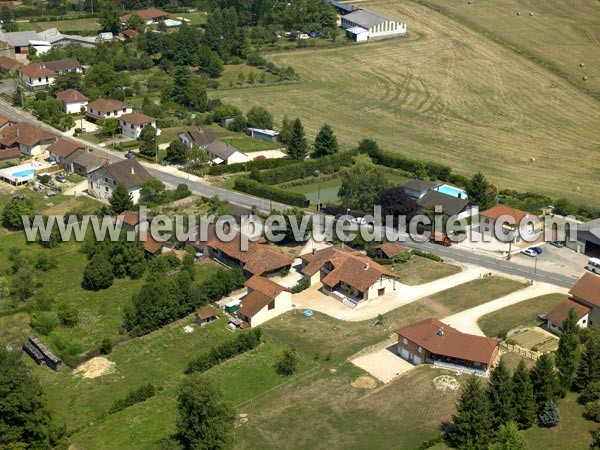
[214,0,600,205]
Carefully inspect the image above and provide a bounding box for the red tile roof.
[103,159,152,189]
[238,290,273,318]
[47,138,83,159]
[545,299,591,326]
[87,98,132,114]
[0,123,57,148]
[197,305,218,320]
[208,233,293,276]
[0,55,19,71]
[375,242,409,259]
[569,272,600,308]
[143,235,163,254]
[121,8,168,22]
[480,205,531,224]
[300,246,396,292]
[120,112,155,125]
[0,147,20,161]
[0,115,15,128]
[19,63,56,78]
[56,89,88,104]
[122,29,139,38]
[246,275,288,299]
[119,210,141,227]
[395,318,501,365]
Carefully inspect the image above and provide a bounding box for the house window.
[416,345,422,353]
[38,77,42,82]
[131,124,134,129]
[474,361,481,367]
[105,187,108,192]
[402,338,408,345]
[268,301,275,310]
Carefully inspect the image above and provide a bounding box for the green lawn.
[33,17,100,32]
[168,11,208,26]
[220,135,282,152]
[390,255,462,286]
[478,293,567,338]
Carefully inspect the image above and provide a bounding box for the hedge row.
[108,383,156,414]
[250,150,358,185]
[360,145,452,182]
[208,157,295,176]
[234,177,307,207]
[185,329,262,374]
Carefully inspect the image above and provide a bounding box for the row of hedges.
[251,150,358,185]
[234,177,307,207]
[360,145,452,182]
[108,383,157,414]
[185,329,262,374]
[208,157,295,176]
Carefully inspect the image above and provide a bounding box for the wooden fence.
[500,342,539,361]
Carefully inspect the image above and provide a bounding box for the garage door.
[413,355,422,364]
[401,349,409,360]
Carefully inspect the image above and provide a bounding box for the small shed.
[196,305,219,326]
[220,116,236,129]
[225,299,241,313]
[247,127,280,143]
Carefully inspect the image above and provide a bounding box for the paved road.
[0,100,581,289]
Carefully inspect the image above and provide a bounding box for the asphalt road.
[0,100,580,289]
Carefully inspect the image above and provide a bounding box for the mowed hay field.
[215,0,600,205]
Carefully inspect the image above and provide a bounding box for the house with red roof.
[119,112,159,139]
[47,138,85,164]
[0,122,57,156]
[56,89,88,114]
[18,63,56,91]
[86,98,133,121]
[120,8,168,25]
[0,55,19,73]
[395,318,501,374]
[479,205,542,244]
[236,275,292,327]
[299,245,398,304]
[545,272,600,333]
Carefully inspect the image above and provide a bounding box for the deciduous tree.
[109,183,134,214]
[246,106,273,129]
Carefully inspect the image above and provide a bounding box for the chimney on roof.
[16,128,19,138]
[131,166,135,175]
[312,248,316,255]
[437,327,445,336]
[364,263,369,271]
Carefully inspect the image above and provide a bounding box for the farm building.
[237,276,292,327]
[341,9,407,42]
[299,245,398,306]
[247,128,280,143]
[395,318,500,375]
[374,242,409,259]
[120,8,169,25]
[196,305,219,326]
[572,218,600,257]
[23,336,62,371]
[55,89,88,114]
[43,58,82,74]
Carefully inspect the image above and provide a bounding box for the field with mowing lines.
[214,0,600,205]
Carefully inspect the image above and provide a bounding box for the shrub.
[30,312,59,335]
[412,250,443,262]
[208,157,294,176]
[584,401,600,422]
[98,338,112,355]
[276,346,298,376]
[580,382,600,405]
[56,302,78,327]
[291,278,310,294]
[538,400,560,427]
[82,253,114,291]
[109,383,157,414]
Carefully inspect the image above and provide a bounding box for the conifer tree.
[512,360,537,429]
[489,422,528,450]
[487,359,515,427]
[556,308,582,394]
[287,118,307,161]
[538,400,561,427]
[576,329,600,391]
[445,376,492,450]
[109,184,134,214]
[312,123,339,158]
[530,353,559,410]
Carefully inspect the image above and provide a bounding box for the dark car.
[55,174,67,183]
[125,152,136,159]
[531,247,543,254]
[550,241,564,248]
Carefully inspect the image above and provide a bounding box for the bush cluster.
[186,329,262,374]
[208,157,294,176]
[360,145,451,181]
[234,177,307,207]
[109,383,157,414]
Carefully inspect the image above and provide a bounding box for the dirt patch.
[351,375,377,389]
[74,357,116,379]
[182,325,194,333]
[433,375,460,393]
[509,326,558,352]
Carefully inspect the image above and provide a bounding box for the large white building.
[341,9,407,42]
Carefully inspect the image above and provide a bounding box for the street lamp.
[313,169,320,212]
[531,256,538,285]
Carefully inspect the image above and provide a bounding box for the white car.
[298,33,310,39]
[521,248,537,257]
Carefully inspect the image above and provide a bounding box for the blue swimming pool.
[164,19,182,27]
[12,169,35,178]
[436,184,468,199]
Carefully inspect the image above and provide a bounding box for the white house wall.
[64,100,87,114]
[250,291,292,327]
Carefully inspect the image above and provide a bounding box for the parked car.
[310,31,318,38]
[550,241,564,248]
[125,152,136,159]
[55,174,67,183]
[430,232,452,247]
[298,33,310,39]
[521,248,537,257]
[531,247,543,254]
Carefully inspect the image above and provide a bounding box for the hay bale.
[516,11,521,16]
[529,12,534,16]
[468,0,472,3]
[580,63,585,68]
[583,76,588,81]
